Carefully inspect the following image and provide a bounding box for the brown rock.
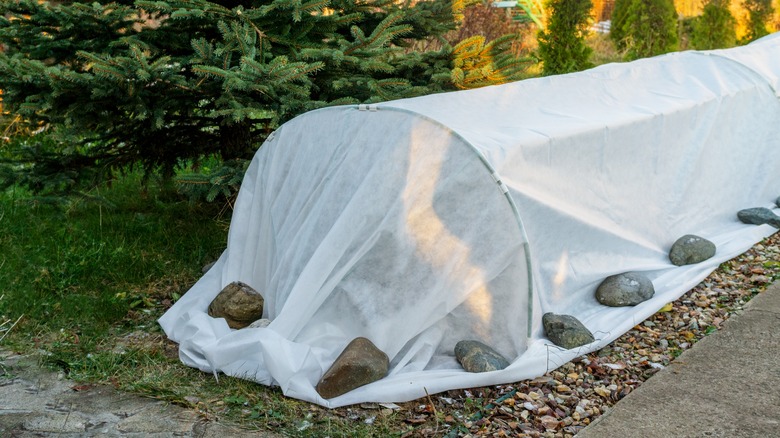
[207,281,264,329]
[316,337,389,399]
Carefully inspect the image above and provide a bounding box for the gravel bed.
[321,232,780,437]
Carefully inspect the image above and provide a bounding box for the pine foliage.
[176,158,247,203]
[0,0,532,196]
[450,34,533,88]
[537,0,594,75]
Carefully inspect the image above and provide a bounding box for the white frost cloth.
[160,33,780,408]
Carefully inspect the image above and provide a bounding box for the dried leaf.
[657,302,674,312]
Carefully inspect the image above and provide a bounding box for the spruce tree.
[691,0,737,49]
[0,0,531,195]
[619,0,679,60]
[537,0,594,75]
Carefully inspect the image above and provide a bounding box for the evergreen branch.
[344,13,412,55]
[299,0,331,15]
[453,36,486,64]
[191,65,230,79]
[191,38,213,62]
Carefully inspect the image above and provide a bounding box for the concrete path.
[0,353,279,437]
[578,282,780,438]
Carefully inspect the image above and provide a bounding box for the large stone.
[596,272,655,307]
[776,196,780,208]
[316,337,389,399]
[669,234,716,266]
[454,340,510,373]
[542,313,595,349]
[737,207,780,228]
[207,281,264,329]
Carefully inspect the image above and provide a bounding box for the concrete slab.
[0,352,283,437]
[578,283,780,438]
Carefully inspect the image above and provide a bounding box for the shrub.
[610,0,633,51]
[617,0,679,60]
[741,0,773,43]
[691,0,737,49]
[537,0,594,75]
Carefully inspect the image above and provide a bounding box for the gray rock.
[776,196,780,209]
[316,337,389,399]
[454,340,510,373]
[207,281,264,329]
[669,234,716,266]
[596,272,655,307]
[543,313,595,349]
[737,207,780,228]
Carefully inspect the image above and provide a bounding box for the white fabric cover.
[160,33,780,408]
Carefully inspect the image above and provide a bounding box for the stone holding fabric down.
[669,234,716,266]
[454,340,511,373]
[207,281,265,329]
[595,272,655,307]
[737,207,780,228]
[316,337,390,399]
[542,313,595,350]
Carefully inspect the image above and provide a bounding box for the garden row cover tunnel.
[161,33,780,408]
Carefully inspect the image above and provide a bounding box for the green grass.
[0,175,226,340]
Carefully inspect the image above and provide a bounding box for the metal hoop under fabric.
[361,104,536,339]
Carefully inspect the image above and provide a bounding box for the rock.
[596,272,654,307]
[454,340,510,373]
[776,196,780,209]
[316,337,389,399]
[207,281,264,329]
[669,234,716,266]
[247,318,272,329]
[737,207,780,228]
[543,313,595,349]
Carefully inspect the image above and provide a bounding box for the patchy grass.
[0,176,226,343]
